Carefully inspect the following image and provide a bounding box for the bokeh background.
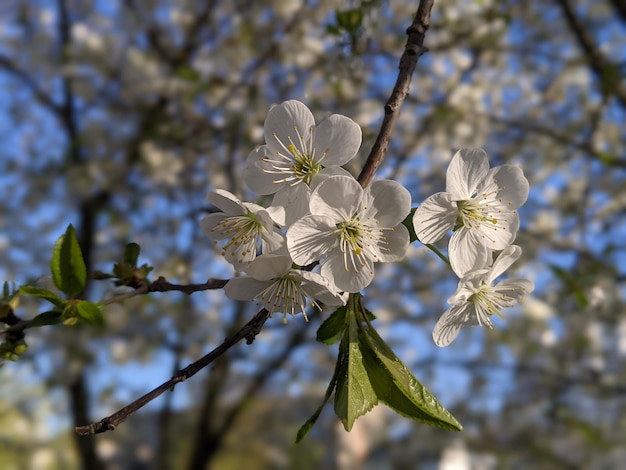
[1,0,625,468]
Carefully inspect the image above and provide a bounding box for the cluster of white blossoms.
[413,148,534,346]
[201,100,533,345]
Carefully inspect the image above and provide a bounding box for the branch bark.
[357,0,434,187]
[75,308,270,435]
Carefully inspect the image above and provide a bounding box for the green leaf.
[336,8,363,33]
[402,208,418,244]
[334,311,378,431]
[124,242,141,266]
[359,322,462,431]
[76,301,105,327]
[19,286,67,308]
[51,224,86,297]
[317,306,348,345]
[27,311,62,328]
[296,355,341,443]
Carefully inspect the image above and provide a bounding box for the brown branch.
[357,0,434,188]
[102,276,228,306]
[75,308,270,435]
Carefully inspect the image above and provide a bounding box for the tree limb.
[357,0,434,187]
[75,308,270,435]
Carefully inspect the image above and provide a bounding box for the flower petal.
[449,228,492,277]
[493,278,535,300]
[207,189,245,215]
[313,114,362,166]
[446,148,489,200]
[266,184,311,228]
[264,100,315,156]
[244,146,283,195]
[490,164,529,209]
[432,303,472,347]
[366,180,412,227]
[299,271,346,306]
[372,225,409,262]
[485,244,522,283]
[224,277,270,301]
[287,215,338,266]
[310,166,354,189]
[322,252,374,293]
[309,175,362,221]
[246,254,292,281]
[412,192,457,244]
[199,213,229,240]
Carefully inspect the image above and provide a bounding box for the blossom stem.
[425,244,451,269]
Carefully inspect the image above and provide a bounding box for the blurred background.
[1,0,625,468]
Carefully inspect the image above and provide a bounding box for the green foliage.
[402,208,418,244]
[112,242,153,287]
[297,294,462,441]
[27,311,62,328]
[550,265,588,308]
[359,320,462,431]
[51,224,86,297]
[316,305,348,344]
[334,309,378,431]
[18,286,66,309]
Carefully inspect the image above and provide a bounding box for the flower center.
[455,180,512,244]
[335,214,387,273]
[262,126,326,186]
[257,274,312,321]
[212,212,264,263]
[467,283,511,328]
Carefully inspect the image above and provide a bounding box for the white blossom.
[244,100,362,195]
[200,189,284,267]
[413,148,529,277]
[433,245,534,347]
[224,254,346,321]
[287,175,411,293]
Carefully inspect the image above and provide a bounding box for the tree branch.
[75,308,270,435]
[102,276,229,305]
[357,0,434,187]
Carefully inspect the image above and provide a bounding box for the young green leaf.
[19,286,67,309]
[124,242,141,266]
[334,312,378,432]
[402,208,418,244]
[27,311,62,328]
[316,306,349,345]
[76,301,105,327]
[359,323,462,431]
[51,224,87,297]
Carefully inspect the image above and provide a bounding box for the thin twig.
[102,276,229,306]
[357,0,434,188]
[75,308,270,435]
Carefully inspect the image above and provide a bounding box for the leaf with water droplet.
[359,321,462,431]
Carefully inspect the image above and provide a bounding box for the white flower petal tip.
[287,175,410,293]
[246,100,362,196]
